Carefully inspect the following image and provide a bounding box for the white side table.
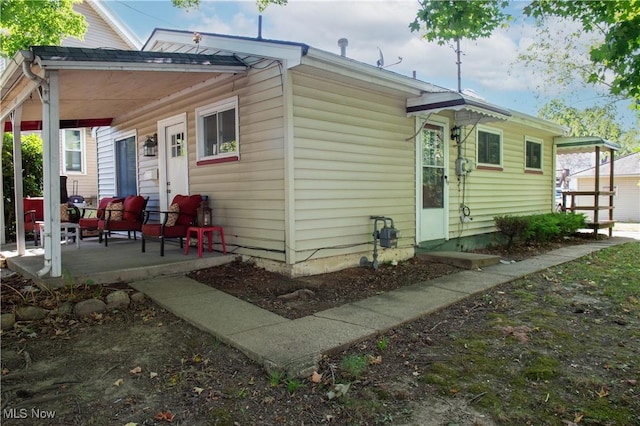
[38,222,80,249]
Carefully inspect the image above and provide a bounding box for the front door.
[418,120,448,242]
[159,114,188,209]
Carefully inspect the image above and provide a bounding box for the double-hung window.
[63,129,84,173]
[476,126,502,168]
[525,136,543,171]
[196,96,239,164]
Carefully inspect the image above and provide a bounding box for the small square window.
[196,96,239,162]
[477,128,502,167]
[525,138,543,170]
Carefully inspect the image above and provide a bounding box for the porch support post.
[608,148,615,237]
[11,107,26,254]
[594,146,600,226]
[39,70,62,278]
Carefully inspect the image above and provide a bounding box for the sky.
[104,0,636,130]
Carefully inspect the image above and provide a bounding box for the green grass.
[417,243,640,425]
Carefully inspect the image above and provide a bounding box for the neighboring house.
[570,153,640,222]
[2,29,575,278]
[2,0,141,204]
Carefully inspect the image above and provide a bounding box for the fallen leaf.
[130,366,142,374]
[193,386,204,395]
[154,410,174,422]
[310,371,322,383]
[114,378,124,387]
[574,412,584,423]
[368,355,382,365]
[192,354,203,363]
[1,368,10,375]
[123,423,138,426]
[248,376,255,385]
[597,387,609,398]
[149,372,158,379]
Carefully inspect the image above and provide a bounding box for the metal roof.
[406,91,512,125]
[555,136,621,153]
[31,46,247,70]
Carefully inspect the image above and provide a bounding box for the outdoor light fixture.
[450,126,461,143]
[143,133,157,157]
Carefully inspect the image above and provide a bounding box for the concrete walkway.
[130,237,636,377]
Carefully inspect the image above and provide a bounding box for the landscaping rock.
[130,292,146,304]
[74,299,107,318]
[52,301,74,317]
[15,306,49,321]
[1,313,15,330]
[106,290,130,310]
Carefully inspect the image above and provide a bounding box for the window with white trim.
[63,129,84,173]
[476,126,502,167]
[525,136,543,170]
[196,96,239,162]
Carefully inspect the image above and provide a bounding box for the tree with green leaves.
[0,0,88,59]
[539,99,639,156]
[2,132,43,239]
[410,0,640,109]
[172,0,287,13]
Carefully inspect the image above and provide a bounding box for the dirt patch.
[2,235,637,425]
[187,256,463,319]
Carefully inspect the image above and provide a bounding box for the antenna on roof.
[376,47,384,68]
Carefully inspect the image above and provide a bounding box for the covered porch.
[1,235,235,288]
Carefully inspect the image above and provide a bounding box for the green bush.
[2,132,44,240]
[494,212,586,248]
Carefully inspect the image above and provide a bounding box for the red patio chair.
[78,196,122,240]
[141,194,202,256]
[24,197,80,245]
[97,195,149,246]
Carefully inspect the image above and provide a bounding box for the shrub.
[494,215,529,249]
[3,132,44,240]
[494,212,586,248]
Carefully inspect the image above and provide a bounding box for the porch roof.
[555,136,621,154]
[1,46,248,128]
[406,91,512,126]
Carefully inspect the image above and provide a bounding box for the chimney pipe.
[338,38,348,57]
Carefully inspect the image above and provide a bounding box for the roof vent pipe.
[338,38,348,57]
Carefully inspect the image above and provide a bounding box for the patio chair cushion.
[60,204,70,222]
[123,195,146,221]
[165,203,180,227]
[173,194,202,226]
[105,201,124,221]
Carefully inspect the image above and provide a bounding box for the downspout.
[21,50,53,277]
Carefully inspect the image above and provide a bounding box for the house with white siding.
[1,29,571,278]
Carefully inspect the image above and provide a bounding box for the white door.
[159,118,188,209]
[418,121,448,242]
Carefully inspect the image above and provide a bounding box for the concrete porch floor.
[1,234,236,288]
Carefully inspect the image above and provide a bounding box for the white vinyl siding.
[100,62,286,261]
[64,2,133,50]
[291,72,415,262]
[576,177,639,222]
[448,124,555,239]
